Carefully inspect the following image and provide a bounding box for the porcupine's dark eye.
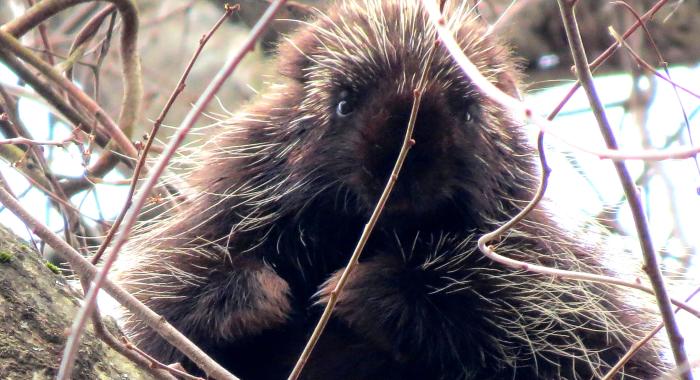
[336,90,355,117]
[462,101,479,124]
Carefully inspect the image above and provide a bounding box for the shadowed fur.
[115,1,666,379]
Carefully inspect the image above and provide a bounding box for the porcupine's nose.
[362,93,454,213]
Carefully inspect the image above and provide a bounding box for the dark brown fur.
[116,1,667,379]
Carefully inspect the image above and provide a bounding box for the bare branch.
[556,1,690,377]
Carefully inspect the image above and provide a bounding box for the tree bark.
[0,226,154,380]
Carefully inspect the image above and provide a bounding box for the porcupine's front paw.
[126,259,293,367]
[316,255,459,360]
[194,262,293,340]
[315,246,501,379]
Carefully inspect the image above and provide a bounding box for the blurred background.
[1,0,699,374]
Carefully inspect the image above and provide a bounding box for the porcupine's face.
[279,0,530,219]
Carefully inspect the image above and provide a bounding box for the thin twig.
[0,30,139,160]
[0,82,74,127]
[0,83,87,254]
[0,134,79,148]
[610,0,699,268]
[91,3,237,264]
[0,145,54,192]
[65,5,117,77]
[287,42,437,380]
[548,0,671,118]
[121,337,205,380]
[1,0,143,170]
[602,285,700,380]
[21,0,55,66]
[18,169,108,227]
[0,123,42,249]
[608,28,700,100]
[58,2,286,379]
[556,1,690,378]
[61,6,122,192]
[611,0,700,186]
[2,0,143,148]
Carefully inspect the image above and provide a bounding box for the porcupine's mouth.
[362,148,453,216]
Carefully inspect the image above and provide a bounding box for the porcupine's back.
[115,1,668,379]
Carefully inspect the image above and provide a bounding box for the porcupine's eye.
[461,101,479,124]
[464,102,479,123]
[336,90,355,117]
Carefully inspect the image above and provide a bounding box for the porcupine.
[115,1,667,379]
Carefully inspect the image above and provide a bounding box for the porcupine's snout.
[350,89,466,215]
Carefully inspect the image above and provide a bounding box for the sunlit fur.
[115,1,666,379]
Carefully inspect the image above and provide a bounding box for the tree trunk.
[0,226,154,380]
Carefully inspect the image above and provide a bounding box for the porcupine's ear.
[274,2,323,83]
[495,65,524,100]
[491,42,525,100]
[277,29,318,83]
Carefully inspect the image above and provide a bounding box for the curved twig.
[1,0,142,157]
[420,0,700,318]
[0,30,139,160]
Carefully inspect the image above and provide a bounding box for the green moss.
[45,261,61,274]
[0,251,12,263]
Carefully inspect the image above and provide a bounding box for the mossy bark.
[0,226,154,380]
